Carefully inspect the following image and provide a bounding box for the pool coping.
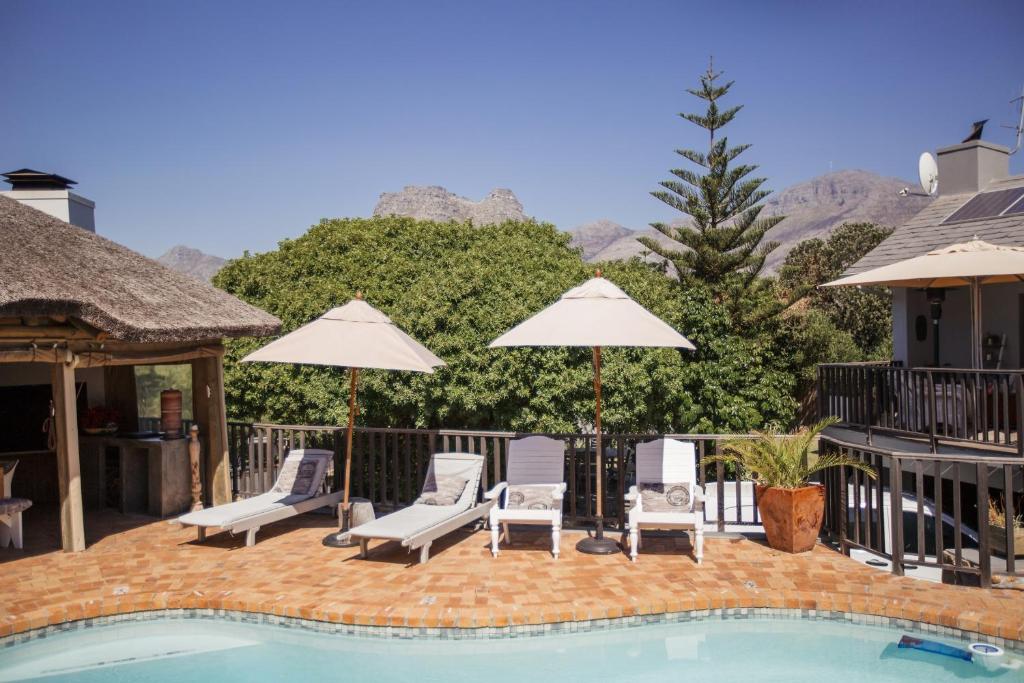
[3,606,1023,655]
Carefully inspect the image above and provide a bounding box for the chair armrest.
[624,485,639,501]
[484,482,508,501]
[692,485,705,512]
[551,482,567,500]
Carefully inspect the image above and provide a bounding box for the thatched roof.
[0,195,280,343]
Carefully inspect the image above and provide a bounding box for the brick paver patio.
[2,507,1023,642]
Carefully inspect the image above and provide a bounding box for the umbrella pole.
[971,278,983,369]
[323,366,361,548]
[577,346,620,555]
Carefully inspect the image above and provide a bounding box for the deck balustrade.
[818,363,1024,456]
[224,422,761,532]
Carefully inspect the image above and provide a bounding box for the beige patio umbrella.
[242,293,445,546]
[489,272,695,554]
[823,239,1024,368]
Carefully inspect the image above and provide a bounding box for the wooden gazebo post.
[50,355,85,552]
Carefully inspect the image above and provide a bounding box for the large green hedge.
[215,216,800,433]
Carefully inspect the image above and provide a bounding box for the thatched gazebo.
[0,195,280,551]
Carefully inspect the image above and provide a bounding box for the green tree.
[778,222,894,358]
[639,62,783,299]
[214,216,799,434]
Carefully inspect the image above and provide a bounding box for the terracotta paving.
[2,507,1023,642]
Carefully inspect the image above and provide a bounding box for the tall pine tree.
[640,62,782,293]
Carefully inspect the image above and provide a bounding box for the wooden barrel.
[160,389,183,438]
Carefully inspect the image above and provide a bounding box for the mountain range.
[156,245,226,282]
[156,170,931,281]
[566,170,932,271]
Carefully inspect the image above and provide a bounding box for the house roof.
[845,175,1024,275]
[0,195,281,343]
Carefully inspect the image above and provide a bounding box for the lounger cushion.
[272,453,329,497]
[416,474,469,506]
[639,482,691,512]
[177,492,310,528]
[506,484,557,510]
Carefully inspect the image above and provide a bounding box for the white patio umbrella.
[822,239,1024,368]
[242,293,445,546]
[489,272,695,554]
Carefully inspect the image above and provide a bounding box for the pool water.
[0,618,1020,682]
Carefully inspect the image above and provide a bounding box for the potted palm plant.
[710,418,875,553]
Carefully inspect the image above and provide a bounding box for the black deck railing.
[819,433,1024,588]
[818,363,1024,456]
[224,422,761,532]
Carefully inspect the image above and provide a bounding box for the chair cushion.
[416,474,469,506]
[639,482,691,512]
[0,498,32,515]
[506,484,557,510]
[272,455,326,497]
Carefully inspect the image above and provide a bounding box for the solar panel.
[942,187,1024,224]
[1005,194,1024,215]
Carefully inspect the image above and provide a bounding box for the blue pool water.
[0,618,1020,682]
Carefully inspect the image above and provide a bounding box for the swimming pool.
[0,617,1020,682]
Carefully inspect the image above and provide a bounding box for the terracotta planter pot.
[755,484,825,553]
[991,525,1024,558]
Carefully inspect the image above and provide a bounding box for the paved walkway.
[2,508,1022,641]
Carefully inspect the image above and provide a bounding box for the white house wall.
[892,283,1024,369]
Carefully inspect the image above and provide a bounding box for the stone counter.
[80,435,191,518]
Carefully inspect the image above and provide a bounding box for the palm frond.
[705,418,875,489]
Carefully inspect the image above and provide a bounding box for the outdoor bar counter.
[79,434,192,517]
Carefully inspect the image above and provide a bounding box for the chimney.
[935,140,1010,196]
[1,168,96,232]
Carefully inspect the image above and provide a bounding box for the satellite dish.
[919,152,938,195]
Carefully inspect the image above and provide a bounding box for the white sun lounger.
[348,452,493,564]
[625,438,705,564]
[485,436,566,559]
[177,448,342,547]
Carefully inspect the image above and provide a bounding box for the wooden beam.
[0,344,224,366]
[191,355,232,505]
[51,362,86,552]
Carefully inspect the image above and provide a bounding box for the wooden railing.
[820,433,1024,589]
[224,422,762,532]
[818,363,1024,456]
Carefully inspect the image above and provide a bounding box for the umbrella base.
[322,500,371,548]
[322,531,360,548]
[576,523,621,555]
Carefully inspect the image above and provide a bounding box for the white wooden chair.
[625,438,705,564]
[0,498,31,549]
[484,436,566,559]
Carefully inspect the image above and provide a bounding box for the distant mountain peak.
[567,169,932,271]
[156,245,226,283]
[373,185,526,225]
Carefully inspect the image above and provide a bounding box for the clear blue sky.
[3,1,1023,258]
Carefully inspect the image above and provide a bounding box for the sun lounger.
[485,436,566,558]
[625,438,705,564]
[177,448,341,546]
[348,452,493,564]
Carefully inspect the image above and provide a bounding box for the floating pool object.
[968,642,1005,671]
[897,635,972,662]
